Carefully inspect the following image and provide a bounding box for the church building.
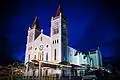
[24,5,102,77]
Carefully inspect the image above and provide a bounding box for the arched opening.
[54,49,56,60]
[46,53,48,61]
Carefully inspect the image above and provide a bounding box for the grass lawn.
[0,76,23,80]
[0,76,8,80]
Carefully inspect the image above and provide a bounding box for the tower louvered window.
[46,53,48,61]
[57,39,59,43]
[54,49,56,60]
[41,37,42,41]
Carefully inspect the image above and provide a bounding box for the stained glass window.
[34,55,36,59]
[46,53,48,61]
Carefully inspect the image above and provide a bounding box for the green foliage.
[8,64,12,68]
[85,67,90,73]
[0,76,23,80]
[13,62,19,68]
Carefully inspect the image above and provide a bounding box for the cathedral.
[24,5,102,77]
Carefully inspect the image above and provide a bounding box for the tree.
[7,62,19,80]
[13,62,19,68]
[8,64,12,80]
[106,64,113,73]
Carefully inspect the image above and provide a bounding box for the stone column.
[43,68,46,80]
[69,68,71,79]
[38,62,41,80]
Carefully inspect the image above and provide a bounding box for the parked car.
[82,69,109,80]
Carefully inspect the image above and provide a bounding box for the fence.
[22,76,59,80]
[2,76,81,80]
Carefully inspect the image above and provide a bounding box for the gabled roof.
[34,33,50,42]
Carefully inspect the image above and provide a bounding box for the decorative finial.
[28,27,31,30]
[97,46,100,50]
[51,16,54,20]
[41,29,43,34]
[60,12,62,16]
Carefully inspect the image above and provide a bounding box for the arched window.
[38,52,40,60]
[34,55,36,59]
[57,39,59,43]
[54,49,56,60]
[28,55,30,60]
[46,53,48,61]
[41,53,43,61]
[55,40,56,44]
[40,53,42,61]
[53,41,54,44]
[39,52,44,61]
[28,67,30,71]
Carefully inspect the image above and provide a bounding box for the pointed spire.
[32,16,40,30]
[56,4,62,16]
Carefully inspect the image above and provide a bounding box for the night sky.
[0,0,120,66]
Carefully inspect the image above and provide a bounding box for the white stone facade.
[24,5,102,76]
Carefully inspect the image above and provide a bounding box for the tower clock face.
[29,32,33,42]
[62,23,67,37]
[63,23,66,29]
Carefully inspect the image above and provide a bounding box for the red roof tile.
[56,4,62,16]
[32,16,40,30]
